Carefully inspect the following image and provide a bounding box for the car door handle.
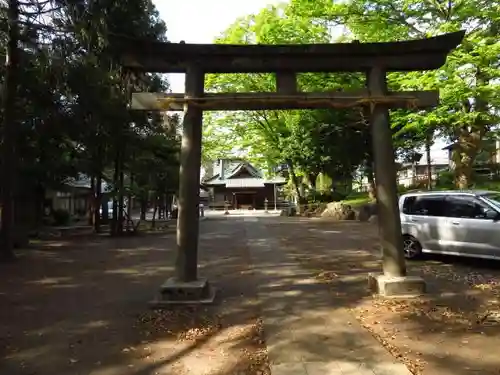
[451,221,460,225]
[409,218,419,222]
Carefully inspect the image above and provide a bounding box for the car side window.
[445,195,491,219]
[403,195,445,216]
[402,196,416,214]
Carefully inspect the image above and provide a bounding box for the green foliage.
[129,130,180,199]
[307,190,347,204]
[436,170,456,188]
[342,194,372,207]
[0,0,179,238]
[204,0,499,197]
[3,0,497,244]
[204,4,370,197]
[204,0,500,194]
[315,173,332,193]
[289,0,500,188]
[473,180,500,192]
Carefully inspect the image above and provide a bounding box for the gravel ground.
[3,217,500,375]
[267,218,500,375]
[0,220,269,375]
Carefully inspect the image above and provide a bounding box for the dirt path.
[0,220,268,375]
[3,215,499,375]
[266,217,500,375]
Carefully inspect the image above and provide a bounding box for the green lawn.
[341,195,373,207]
[474,181,500,191]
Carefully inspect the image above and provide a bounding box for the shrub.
[305,190,320,203]
[397,185,408,193]
[345,191,367,198]
[52,209,71,226]
[436,170,455,188]
[306,190,346,203]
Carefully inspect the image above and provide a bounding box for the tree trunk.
[117,168,124,235]
[13,186,33,249]
[452,68,490,189]
[0,0,20,261]
[412,163,417,186]
[111,144,120,235]
[365,162,376,200]
[140,197,147,220]
[94,173,102,232]
[151,198,158,229]
[425,132,433,190]
[308,172,318,190]
[127,174,133,227]
[158,195,163,220]
[453,149,476,189]
[111,198,118,235]
[452,67,489,189]
[166,193,173,218]
[92,130,104,232]
[101,200,108,223]
[454,155,474,189]
[287,160,303,203]
[89,177,95,225]
[453,132,482,189]
[343,176,353,194]
[93,156,102,232]
[35,183,45,228]
[161,193,167,219]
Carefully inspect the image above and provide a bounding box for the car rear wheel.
[403,235,422,259]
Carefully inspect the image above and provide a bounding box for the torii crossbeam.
[111,31,465,304]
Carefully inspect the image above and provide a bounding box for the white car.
[400,190,500,260]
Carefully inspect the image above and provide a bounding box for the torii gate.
[112,31,465,305]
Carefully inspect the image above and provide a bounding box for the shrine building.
[202,159,286,210]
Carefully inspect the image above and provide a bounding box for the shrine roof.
[203,160,286,188]
[205,177,286,189]
[225,178,266,188]
[111,31,465,73]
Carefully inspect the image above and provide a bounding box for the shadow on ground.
[0,222,267,375]
[1,216,500,375]
[264,217,500,375]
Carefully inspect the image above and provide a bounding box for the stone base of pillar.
[368,273,426,297]
[150,277,216,307]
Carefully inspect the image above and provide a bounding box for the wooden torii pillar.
[112,31,465,304]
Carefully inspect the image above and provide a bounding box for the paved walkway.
[241,215,411,375]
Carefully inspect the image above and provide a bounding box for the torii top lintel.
[112,31,465,74]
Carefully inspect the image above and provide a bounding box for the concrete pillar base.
[368,273,426,297]
[150,277,216,307]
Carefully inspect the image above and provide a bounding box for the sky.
[151,0,448,161]
[153,0,281,93]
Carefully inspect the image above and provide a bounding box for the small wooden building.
[203,159,286,210]
[46,174,112,218]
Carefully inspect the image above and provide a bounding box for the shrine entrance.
[112,31,465,305]
[233,192,256,210]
